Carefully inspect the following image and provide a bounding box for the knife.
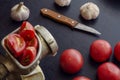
[40,8,101,35]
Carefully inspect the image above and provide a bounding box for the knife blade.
[40,8,101,35]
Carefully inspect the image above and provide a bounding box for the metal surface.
[37,33,51,60]
[75,23,101,35]
[0,64,8,79]
[5,66,45,80]
[6,72,21,80]
[21,66,45,80]
[1,27,42,75]
[35,25,58,56]
[0,25,58,80]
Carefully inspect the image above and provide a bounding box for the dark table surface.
[0,0,120,80]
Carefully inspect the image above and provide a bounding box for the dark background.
[0,0,120,80]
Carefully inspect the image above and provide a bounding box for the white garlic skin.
[11,2,30,21]
[80,2,100,20]
[55,0,71,7]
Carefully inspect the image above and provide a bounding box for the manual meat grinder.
[0,25,58,80]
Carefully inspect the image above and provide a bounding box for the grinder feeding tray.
[0,21,58,80]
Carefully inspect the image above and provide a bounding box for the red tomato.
[5,34,26,58]
[114,42,120,61]
[19,21,35,41]
[19,21,35,33]
[26,37,38,49]
[20,47,36,66]
[60,49,84,74]
[72,76,91,80]
[90,39,112,62]
[19,30,35,41]
[97,62,120,80]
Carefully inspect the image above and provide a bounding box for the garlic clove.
[11,2,30,21]
[55,0,72,7]
[80,2,100,20]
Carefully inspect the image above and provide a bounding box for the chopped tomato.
[19,30,35,41]
[19,21,35,33]
[19,21,35,41]
[26,37,38,49]
[5,34,26,58]
[20,47,36,66]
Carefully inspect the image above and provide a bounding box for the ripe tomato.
[20,47,36,66]
[60,49,84,74]
[90,39,112,62]
[5,34,26,58]
[97,62,120,80]
[72,76,91,80]
[19,21,35,41]
[26,37,38,49]
[19,21,35,33]
[114,42,120,61]
[19,30,35,41]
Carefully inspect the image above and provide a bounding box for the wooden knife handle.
[40,8,78,28]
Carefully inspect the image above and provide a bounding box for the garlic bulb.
[11,2,30,21]
[55,0,71,7]
[80,2,100,20]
